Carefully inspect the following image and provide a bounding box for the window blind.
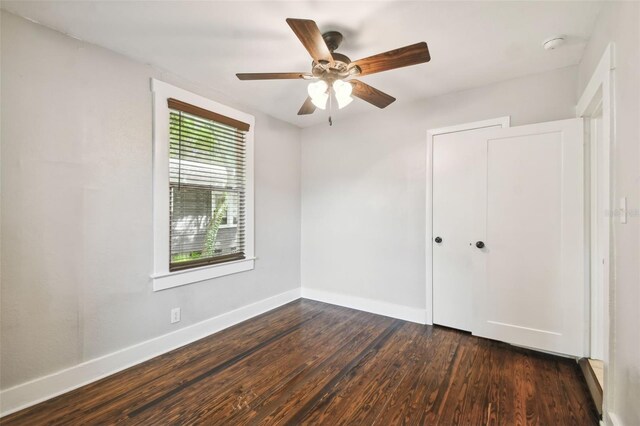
[168,98,249,272]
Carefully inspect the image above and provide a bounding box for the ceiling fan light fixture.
[333,80,353,109]
[307,80,329,109]
[333,79,352,97]
[307,80,328,98]
[311,93,329,110]
[336,94,353,109]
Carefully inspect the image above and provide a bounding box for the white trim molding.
[576,43,615,420]
[0,288,301,417]
[577,44,615,117]
[425,117,510,325]
[150,79,256,291]
[151,257,256,291]
[301,288,427,324]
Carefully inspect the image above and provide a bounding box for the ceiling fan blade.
[350,80,396,108]
[236,72,312,80]
[286,18,334,65]
[298,97,316,115]
[349,42,430,77]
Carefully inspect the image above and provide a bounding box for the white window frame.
[151,79,255,291]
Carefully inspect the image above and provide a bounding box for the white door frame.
[576,43,615,420]
[425,117,510,325]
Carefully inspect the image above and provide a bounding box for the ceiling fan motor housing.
[322,31,343,52]
[312,52,354,79]
[312,32,357,79]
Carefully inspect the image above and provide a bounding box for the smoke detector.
[543,36,566,50]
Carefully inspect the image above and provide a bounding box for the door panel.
[473,119,585,356]
[432,128,492,331]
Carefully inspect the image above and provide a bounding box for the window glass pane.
[169,109,245,271]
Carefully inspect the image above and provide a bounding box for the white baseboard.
[0,288,301,417]
[301,288,427,324]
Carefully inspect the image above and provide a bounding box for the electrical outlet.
[170,307,181,324]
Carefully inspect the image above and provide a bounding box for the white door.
[473,119,585,356]
[432,127,494,331]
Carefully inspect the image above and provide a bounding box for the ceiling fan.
[236,18,431,123]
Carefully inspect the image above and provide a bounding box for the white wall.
[0,11,301,389]
[577,2,640,425]
[301,66,578,313]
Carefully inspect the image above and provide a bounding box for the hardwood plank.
[455,337,495,425]
[295,321,416,424]
[330,323,433,425]
[429,331,482,424]
[371,326,458,425]
[533,351,566,424]
[125,304,363,424]
[280,319,403,425]
[484,341,508,425]
[1,301,598,426]
[521,350,540,425]
[129,308,390,424]
[228,313,395,424]
[496,342,518,425]
[556,355,599,424]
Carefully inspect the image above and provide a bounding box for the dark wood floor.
[2,299,597,425]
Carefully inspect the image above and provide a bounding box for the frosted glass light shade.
[333,80,353,109]
[308,80,329,110]
[336,95,353,109]
[311,93,329,110]
[308,80,328,98]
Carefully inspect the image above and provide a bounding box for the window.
[151,80,254,291]
[168,99,248,271]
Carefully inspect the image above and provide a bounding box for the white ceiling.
[2,1,602,128]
